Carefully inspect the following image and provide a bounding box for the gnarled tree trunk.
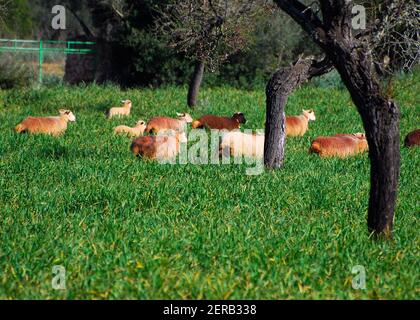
[188,60,205,107]
[264,57,316,169]
[332,53,400,237]
[274,0,401,237]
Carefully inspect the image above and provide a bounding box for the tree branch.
[274,0,326,46]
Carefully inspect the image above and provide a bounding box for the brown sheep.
[106,100,132,119]
[114,120,147,137]
[145,113,193,134]
[286,109,316,136]
[15,109,76,136]
[404,129,420,148]
[130,131,187,160]
[191,112,246,131]
[309,133,368,158]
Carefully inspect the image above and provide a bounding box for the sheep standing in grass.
[106,100,132,119]
[309,133,368,158]
[192,112,246,130]
[130,131,187,160]
[219,131,265,158]
[404,129,420,148]
[145,113,193,134]
[114,120,147,137]
[286,109,316,136]
[15,109,76,136]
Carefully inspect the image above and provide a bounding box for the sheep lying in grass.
[114,120,147,137]
[106,100,132,119]
[15,109,76,136]
[192,112,246,131]
[219,131,264,158]
[286,109,316,136]
[404,129,420,148]
[130,131,187,160]
[309,133,368,158]
[145,113,193,134]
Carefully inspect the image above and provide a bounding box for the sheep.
[130,131,187,160]
[404,129,420,148]
[114,120,147,137]
[15,109,76,136]
[145,112,193,134]
[191,112,246,131]
[106,100,132,119]
[219,131,265,158]
[309,133,368,158]
[286,109,316,136]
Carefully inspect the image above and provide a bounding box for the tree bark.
[264,56,333,169]
[321,22,400,238]
[188,60,205,107]
[365,102,400,236]
[334,61,400,237]
[264,86,287,169]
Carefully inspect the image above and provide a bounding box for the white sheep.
[106,100,132,119]
[114,120,147,137]
[219,131,265,158]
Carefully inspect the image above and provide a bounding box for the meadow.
[0,72,418,299]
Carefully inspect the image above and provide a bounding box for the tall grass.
[0,73,418,299]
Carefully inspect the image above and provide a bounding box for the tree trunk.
[319,41,400,238]
[326,41,401,238]
[346,92,400,237]
[365,102,400,236]
[188,60,205,107]
[264,84,287,169]
[264,56,332,169]
[272,0,401,238]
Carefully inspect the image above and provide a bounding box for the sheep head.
[232,112,246,124]
[303,109,316,121]
[176,112,193,123]
[59,109,76,122]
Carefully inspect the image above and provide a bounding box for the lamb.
[130,131,187,160]
[219,131,265,158]
[309,133,368,158]
[286,109,316,136]
[114,120,147,137]
[15,109,76,136]
[404,129,420,148]
[145,112,193,134]
[106,100,132,119]
[191,112,246,131]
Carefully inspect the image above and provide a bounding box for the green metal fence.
[0,39,95,84]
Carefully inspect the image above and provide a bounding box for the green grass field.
[0,73,419,299]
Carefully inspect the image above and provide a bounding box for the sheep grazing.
[309,133,368,158]
[404,129,420,148]
[219,131,264,158]
[15,109,76,136]
[286,109,316,136]
[114,120,147,137]
[106,100,132,119]
[145,112,193,134]
[192,112,246,131]
[130,131,187,160]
